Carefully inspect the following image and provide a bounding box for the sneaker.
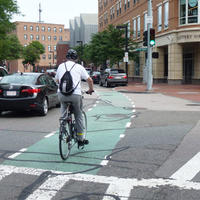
[78,139,89,149]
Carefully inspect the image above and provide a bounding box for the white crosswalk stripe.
[1,164,200,200]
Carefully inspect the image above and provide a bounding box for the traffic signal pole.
[147,0,153,91]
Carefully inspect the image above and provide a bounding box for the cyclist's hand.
[86,89,94,95]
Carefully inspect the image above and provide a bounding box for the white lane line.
[8,148,27,159]
[45,131,56,138]
[101,156,109,166]
[131,115,136,118]
[1,165,200,200]
[103,179,133,200]
[126,122,131,128]
[170,152,200,181]
[132,109,136,113]
[26,175,69,200]
[120,134,125,138]
[96,101,100,104]
[88,108,93,111]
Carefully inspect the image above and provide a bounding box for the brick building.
[9,21,70,73]
[98,0,200,84]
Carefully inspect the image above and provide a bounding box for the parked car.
[46,69,56,77]
[0,67,8,80]
[85,68,92,76]
[91,71,100,84]
[99,68,128,87]
[0,72,59,116]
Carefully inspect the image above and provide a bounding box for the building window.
[127,21,130,38]
[42,54,46,59]
[36,26,39,32]
[59,28,62,32]
[24,34,27,40]
[137,16,140,37]
[157,4,162,31]
[128,0,130,8]
[48,36,51,41]
[48,45,51,51]
[42,26,45,31]
[124,0,127,11]
[48,54,51,59]
[24,25,27,31]
[36,35,39,40]
[133,18,136,38]
[48,27,51,32]
[42,35,45,40]
[144,12,147,31]
[164,2,169,29]
[30,34,34,40]
[117,2,119,16]
[59,36,63,41]
[30,26,33,31]
[119,0,122,13]
[53,27,57,33]
[54,46,56,51]
[54,36,57,41]
[180,0,198,24]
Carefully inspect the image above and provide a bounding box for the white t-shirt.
[55,61,89,95]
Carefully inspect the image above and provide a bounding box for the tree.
[0,0,19,38]
[22,41,45,71]
[0,34,23,65]
[75,24,137,69]
[0,0,21,65]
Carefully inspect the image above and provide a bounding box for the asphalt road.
[0,83,200,200]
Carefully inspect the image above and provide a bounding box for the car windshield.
[0,74,36,84]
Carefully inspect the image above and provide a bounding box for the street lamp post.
[77,40,83,66]
[116,24,128,81]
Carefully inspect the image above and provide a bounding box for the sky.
[12,0,98,28]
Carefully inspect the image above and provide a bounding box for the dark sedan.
[0,73,59,116]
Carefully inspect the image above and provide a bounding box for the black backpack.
[59,63,79,96]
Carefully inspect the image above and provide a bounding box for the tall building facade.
[9,21,70,73]
[98,0,200,84]
[69,14,98,47]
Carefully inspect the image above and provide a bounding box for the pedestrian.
[55,49,94,146]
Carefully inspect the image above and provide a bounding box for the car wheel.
[99,80,103,86]
[105,80,110,88]
[39,97,48,116]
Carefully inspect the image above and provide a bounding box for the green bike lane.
[3,90,133,175]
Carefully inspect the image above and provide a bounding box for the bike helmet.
[66,49,78,60]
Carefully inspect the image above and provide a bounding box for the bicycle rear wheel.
[59,120,72,160]
[82,111,87,140]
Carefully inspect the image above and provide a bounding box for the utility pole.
[39,3,42,23]
[147,0,153,91]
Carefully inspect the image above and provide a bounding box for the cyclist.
[55,49,94,146]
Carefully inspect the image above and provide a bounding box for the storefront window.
[180,0,198,25]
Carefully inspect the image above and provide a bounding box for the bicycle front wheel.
[59,122,71,160]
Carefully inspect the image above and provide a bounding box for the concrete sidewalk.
[115,82,200,103]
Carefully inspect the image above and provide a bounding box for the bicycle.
[59,92,90,160]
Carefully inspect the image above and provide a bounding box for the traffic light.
[150,28,155,46]
[143,31,148,46]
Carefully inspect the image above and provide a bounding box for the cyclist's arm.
[86,77,94,94]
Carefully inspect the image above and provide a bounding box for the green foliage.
[0,0,19,37]
[22,41,45,66]
[0,34,23,62]
[75,24,137,68]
